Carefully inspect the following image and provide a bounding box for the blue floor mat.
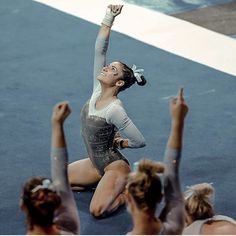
[0,0,235,234]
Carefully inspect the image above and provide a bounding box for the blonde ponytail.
[185,183,215,221]
[126,159,164,212]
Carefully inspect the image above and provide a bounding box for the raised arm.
[51,102,80,234]
[93,5,123,91]
[160,88,188,234]
[167,88,187,149]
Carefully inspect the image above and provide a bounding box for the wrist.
[119,139,124,149]
[171,121,184,134]
[171,119,184,128]
[102,9,114,27]
[119,139,129,149]
[116,139,124,149]
[52,120,63,127]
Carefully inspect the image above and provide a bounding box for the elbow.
[130,138,146,148]
[137,136,146,148]
[139,139,146,148]
[172,220,185,235]
[170,226,184,235]
[139,136,146,148]
[171,204,185,234]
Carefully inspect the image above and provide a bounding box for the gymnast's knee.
[90,204,107,218]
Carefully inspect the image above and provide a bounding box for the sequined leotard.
[80,37,145,175]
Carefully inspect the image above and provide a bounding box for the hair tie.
[131,65,144,83]
[31,179,55,193]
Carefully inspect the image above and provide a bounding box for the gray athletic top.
[80,35,145,175]
[51,148,80,235]
[183,215,236,235]
[159,148,185,235]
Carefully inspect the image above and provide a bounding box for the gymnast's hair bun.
[131,65,147,86]
[135,75,146,86]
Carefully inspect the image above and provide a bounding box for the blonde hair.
[184,183,215,221]
[126,159,164,212]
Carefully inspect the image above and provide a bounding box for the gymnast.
[20,102,80,234]
[68,5,146,218]
[125,88,188,234]
[183,182,236,234]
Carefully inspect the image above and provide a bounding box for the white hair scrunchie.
[31,179,55,193]
[131,65,144,83]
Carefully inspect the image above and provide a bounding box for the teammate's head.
[20,177,61,229]
[125,159,164,214]
[184,183,214,224]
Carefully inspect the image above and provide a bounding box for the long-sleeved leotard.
[80,35,145,175]
[51,148,80,235]
[159,148,185,235]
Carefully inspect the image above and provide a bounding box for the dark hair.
[118,62,146,92]
[126,159,164,213]
[22,177,61,229]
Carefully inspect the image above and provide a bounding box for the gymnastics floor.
[0,0,236,234]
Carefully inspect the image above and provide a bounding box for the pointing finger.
[178,87,184,101]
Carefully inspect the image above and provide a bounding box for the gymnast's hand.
[113,132,127,149]
[113,132,122,148]
[108,4,123,17]
[169,88,188,124]
[52,101,71,124]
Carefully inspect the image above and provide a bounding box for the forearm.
[98,23,112,40]
[126,138,145,148]
[167,121,184,149]
[111,110,146,149]
[51,122,66,148]
[51,147,68,186]
[51,121,68,185]
[164,122,183,196]
[160,148,184,234]
[116,136,146,149]
[118,125,146,148]
[51,148,80,234]
[93,22,112,90]
[95,7,114,51]
[163,148,182,195]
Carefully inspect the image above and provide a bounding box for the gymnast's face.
[97,62,124,87]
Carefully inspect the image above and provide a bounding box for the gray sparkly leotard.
[80,36,145,175]
[81,102,129,175]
